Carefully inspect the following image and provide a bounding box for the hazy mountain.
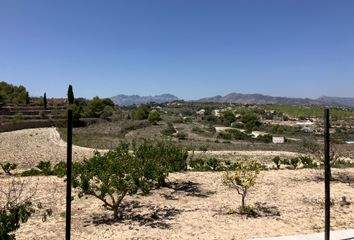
[111,94,178,106]
[198,93,354,107]
[316,96,354,107]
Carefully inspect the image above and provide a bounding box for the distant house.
[272,136,285,144]
[212,109,221,117]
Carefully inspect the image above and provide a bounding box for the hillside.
[198,92,354,107]
[111,93,178,106]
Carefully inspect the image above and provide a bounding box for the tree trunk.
[113,206,120,221]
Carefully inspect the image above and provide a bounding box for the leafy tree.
[85,97,115,118]
[0,81,29,105]
[240,113,261,132]
[73,143,147,220]
[223,160,261,213]
[148,111,161,124]
[220,110,235,126]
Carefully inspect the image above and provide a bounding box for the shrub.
[257,134,273,143]
[134,140,188,187]
[20,161,66,177]
[189,158,209,171]
[148,111,161,124]
[175,132,188,140]
[0,179,52,239]
[73,144,148,220]
[206,158,224,171]
[299,156,317,168]
[272,156,281,169]
[217,131,232,140]
[198,145,208,152]
[281,158,290,165]
[226,129,249,140]
[223,160,261,213]
[290,158,300,169]
[36,161,52,175]
[53,161,67,177]
[0,162,17,175]
[21,169,43,177]
[131,105,150,120]
[161,122,176,136]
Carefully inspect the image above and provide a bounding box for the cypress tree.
[44,92,47,109]
[67,85,74,104]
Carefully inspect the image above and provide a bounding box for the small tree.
[223,160,260,213]
[43,93,47,110]
[73,143,149,220]
[148,111,161,124]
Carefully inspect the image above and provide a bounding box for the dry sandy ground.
[2,169,353,240]
[0,128,102,167]
[1,128,354,239]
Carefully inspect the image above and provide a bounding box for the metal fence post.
[324,108,330,240]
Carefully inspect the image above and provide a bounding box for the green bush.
[0,198,34,240]
[20,161,67,177]
[290,158,300,169]
[272,156,281,169]
[131,105,150,120]
[0,162,17,175]
[299,156,317,168]
[134,140,188,187]
[148,111,161,124]
[257,134,272,143]
[226,129,250,140]
[206,158,224,171]
[281,158,290,165]
[217,131,232,140]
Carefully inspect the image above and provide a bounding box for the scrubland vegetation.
[1,82,354,239]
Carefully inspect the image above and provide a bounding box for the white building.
[272,137,285,144]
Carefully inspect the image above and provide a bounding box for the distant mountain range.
[111,94,178,106]
[197,93,354,107]
[111,92,354,107]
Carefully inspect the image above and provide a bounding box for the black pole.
[324,108,330,240]
[66,87,74,240]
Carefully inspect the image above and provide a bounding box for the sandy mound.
[0,128,100,167]
[7,169,354,240]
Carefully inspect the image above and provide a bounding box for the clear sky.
[1,0,353,100]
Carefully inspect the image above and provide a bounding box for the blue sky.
[0,0,353,100]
